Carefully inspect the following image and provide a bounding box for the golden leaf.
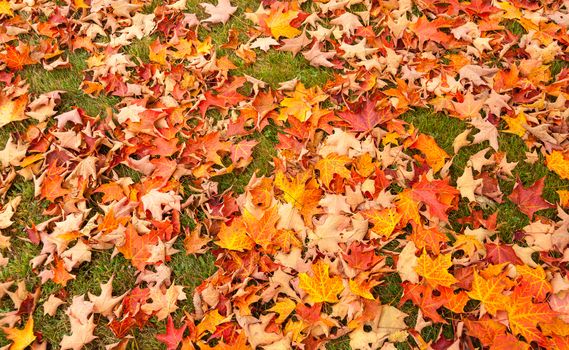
[299,261,344,304]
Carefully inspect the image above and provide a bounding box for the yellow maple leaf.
[354,153,376,177]
[453,234,484,257]
[284,318,309,343]
[266,9,301,39]
[0,0,13,16]
[546,151,569,180]
[415,250,458,288]
[557,190,569,207]
[243,206,279,249]
[349,273,379,300]
[278,83,327,122]
[215,219,254,252]
[196,310,226,338]
[315,153,351,186]
[274,170,322,222]
[466,271,509,316]
[268,298,296,324]
[362,208,402,238]
[2,318,36,350]
[502,112,527,137]
[299,260,344,303]
[396,189,421,225]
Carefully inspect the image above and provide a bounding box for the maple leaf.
[396,189,421,225]
[508,177,555,219]
[485,243,522,265]
[315,153,351,186]
[0,45,35,70]
[515,265,552,302]
[302,43,336,68]
[0,94,28,128]
[349,273,379,300]
[243,206,279,249]
[0,0,14,16]
[546,151,569,180]
[464,315,507,347]
[456,166,483,202]
[60,315,97,350]
[415,250,458,288]
[452,92,485,119]
[274,170,322,223]
[361,208,402,238]
[466,270,509,316]
[410,134,449,173]
[141,284,187,321]
[1,317,36,350]
[117,224,151,271]
[298,260,344,304]
[268,298,296,324]
[337,101,390,132]
[265,8,301,39]
[53,256,75,286]
[409,222,448,255]
[201,0,237,24]
[411,16,452,47]
[216,219,254,252]
[156,316,187,350]
[88,276,126,317]
[341,241,383,270]
[196,309,226,338]
[411,176,459,222]
[438,287,469,314]
[506,291,556,344]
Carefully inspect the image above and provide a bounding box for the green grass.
[20,51,120,116]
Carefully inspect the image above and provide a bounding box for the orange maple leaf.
[415,250,458,288]
[315,153,351,186]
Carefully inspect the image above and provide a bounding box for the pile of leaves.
[1,0,569,349]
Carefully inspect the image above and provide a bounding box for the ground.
[1,0,568,349]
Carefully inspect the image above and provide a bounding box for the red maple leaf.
[337,100,391,132]
[508,177,554,219]
[341,241,383,270]
[156,316,187,350]
[411,176,459,222]
[485,243,522,265]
